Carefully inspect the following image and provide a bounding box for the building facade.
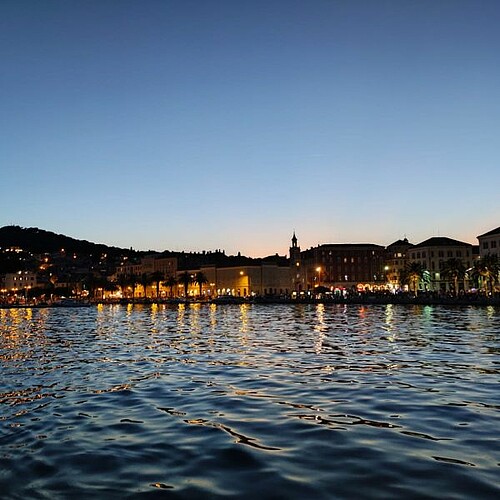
[477,226,500,259]
[296,237,386,291]
[385,238,413,289]
[3,271,38,292]
[476,226,500,292]
[180,263,291,298]
[408,237,473,293]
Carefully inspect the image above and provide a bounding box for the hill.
[0,225,135,258]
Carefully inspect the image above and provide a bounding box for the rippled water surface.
[1,303,499,499]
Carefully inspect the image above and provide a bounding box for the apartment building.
[408,237,473,292]
[477,226,500,258]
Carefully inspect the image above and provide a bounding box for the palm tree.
[128,273,139,301]
[472,254,499,295]
[441,258,466,296]
[83,272,98,298]
[96,275,113,300]
[140,272,153,299]
[83,273,110,300]
[177,271,193,299]
[194,271,209,298]
[163,275,177,298]
[406,262,425,295]
[116,273,129,298]
[150,271,164,299]
[104,279,117,299]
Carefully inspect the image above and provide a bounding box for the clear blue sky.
[2,0,499,256]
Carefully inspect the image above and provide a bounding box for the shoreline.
[2,296,499,309]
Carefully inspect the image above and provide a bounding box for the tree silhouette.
[194,271,208,298]
[150,271,164,299]
[163,275,177,298]
[406,262,426,295]
[441,258,466,295]
[471,254,499,295]
[116,273,129,298]
[103,278,117,299]
[177,272,192,299]
[83,272,98,298]
[140,272,153,299]
[128,273,139,301]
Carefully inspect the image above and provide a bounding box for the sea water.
[0,303,499,499]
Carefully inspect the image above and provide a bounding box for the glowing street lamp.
[316,267,321,287]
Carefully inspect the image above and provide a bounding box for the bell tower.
[290,231,300,263]
[289,232,303,292]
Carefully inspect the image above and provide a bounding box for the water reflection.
[314,304,326,354]
[0,303,499,499]
[239,304,249,335]
[209,303,217,332]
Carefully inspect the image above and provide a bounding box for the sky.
[1,0,499,257]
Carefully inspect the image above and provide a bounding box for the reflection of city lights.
[239,303,249,338]
[314,303,325,354]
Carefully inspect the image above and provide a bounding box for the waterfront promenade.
[2,292,499,309]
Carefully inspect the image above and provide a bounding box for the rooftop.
[477,226,500,238]
[387,238,412,248]
[412,237,472,249]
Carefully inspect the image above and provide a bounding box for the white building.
[408,237,473,293]
[4,271,38,292]
[477,226,500,258]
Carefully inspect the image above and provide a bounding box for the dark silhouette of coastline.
[5,292,498,309]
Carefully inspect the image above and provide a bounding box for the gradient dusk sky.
[2,0,499,257]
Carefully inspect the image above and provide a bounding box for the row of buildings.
[1,226,499,300]
[288,227,498,296]
[111,226,499,299]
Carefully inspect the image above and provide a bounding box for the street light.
[316,267,321,287]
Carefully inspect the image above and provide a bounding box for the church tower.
[289,231,301,264]
[289,232,303,292]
